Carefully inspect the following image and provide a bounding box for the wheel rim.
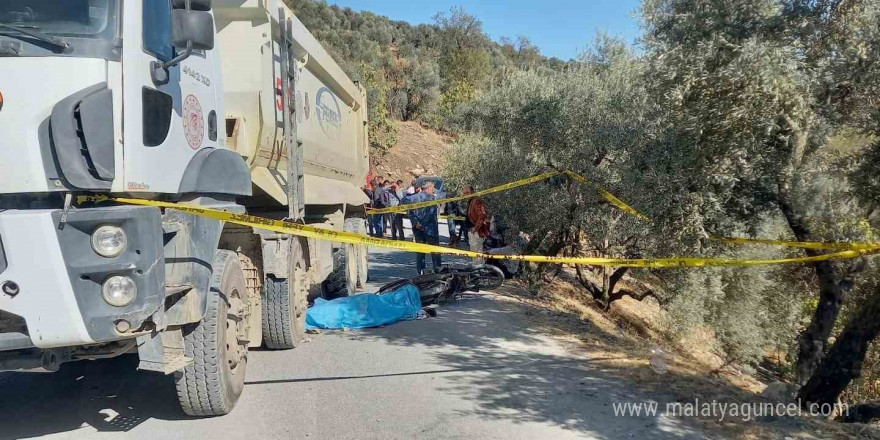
[226,288,248,372]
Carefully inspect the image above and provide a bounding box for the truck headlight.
[91,225,127,257]
[102,276,137,307]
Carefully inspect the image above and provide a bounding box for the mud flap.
[136,329,192,374]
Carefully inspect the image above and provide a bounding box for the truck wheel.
[345,245,359,292]
[175,250,249,416]
[238,251,263,348]
[322,218,367,298]
[262,239,308,349]
[345,217,369,289]
[321,249,351,300]
[357,246,369,287]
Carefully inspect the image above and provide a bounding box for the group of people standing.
[363,176,414,241]
[446,186,490,263]
[363,176,491,274]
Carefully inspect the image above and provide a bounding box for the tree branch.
[575,264,604,299]
[606,287,666,308]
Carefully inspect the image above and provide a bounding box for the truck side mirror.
[171,10,214,51]
[150,0,215,85]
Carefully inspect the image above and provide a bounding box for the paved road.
[0,225,703,440]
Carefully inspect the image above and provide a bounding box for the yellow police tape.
[562,171,653,221]
[439,215,466,222]
[708,235,880,251]
[366,170,563,215]
[85,197,878,268]
[369,169,651,222]
[562,174,880,252]
[365,169,860,251]
[428,168,879,252]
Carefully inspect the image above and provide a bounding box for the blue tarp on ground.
[306,284,422,330]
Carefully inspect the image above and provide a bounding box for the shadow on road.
[364,249,419,285]
[342,292,767,439]
[244,357,612,386]
[0,355,188,439]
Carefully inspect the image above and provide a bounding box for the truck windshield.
[0,0,116,39]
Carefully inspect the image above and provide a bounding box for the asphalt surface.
[0,224,705,440]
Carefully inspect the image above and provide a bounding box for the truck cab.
[0,0,370,416]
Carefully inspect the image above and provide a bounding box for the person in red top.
[464,185,489,262]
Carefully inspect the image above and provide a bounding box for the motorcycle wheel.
[473,264,505,290]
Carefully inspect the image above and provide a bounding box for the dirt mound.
[372,121,451,184]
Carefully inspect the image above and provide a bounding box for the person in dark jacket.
[364,178,376,236]
[388,179,406,240]
[458,186,475,244]
[370,180,388,237]
[446,197,463,247]
[406,180,443,274]
[382,180,393,232]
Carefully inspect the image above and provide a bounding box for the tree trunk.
[602,267,628,310]
[521,228,550,278]
[798,289,880,408]
[778,191,850,384]
[575,265,603,299]
[523,232,567,284]
[535,234,567,281]
[524,228,550,254]
[776,121,853,384]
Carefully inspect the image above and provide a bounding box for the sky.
[326,0,644,61]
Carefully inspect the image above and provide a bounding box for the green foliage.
[358,63,398,155]
[640,0,880,396]
[666,246,807,366]
[433,7,492,91]
[288,0,565,143]
[665,267,772,366]
[639,0,880,231]
[851,140,880,209]
[444,37,656,285]
[444,0,880,386]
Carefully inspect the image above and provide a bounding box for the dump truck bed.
[214,0,370,208]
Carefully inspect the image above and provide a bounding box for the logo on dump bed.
[182,94,204,150]
[316,87,341,140]
[0,91,4,112]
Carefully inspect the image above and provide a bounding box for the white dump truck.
[0,0,370,415]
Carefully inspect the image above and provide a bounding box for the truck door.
[121,0,220,194]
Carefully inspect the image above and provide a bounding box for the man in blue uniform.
[405,180,443,274]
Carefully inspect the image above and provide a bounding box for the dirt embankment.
[371,121,451,184]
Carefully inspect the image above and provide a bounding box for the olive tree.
[641,0,880,406]
[445,37,660,307]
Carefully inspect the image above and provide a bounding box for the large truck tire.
[349,218,370,287]
[321,249,351,299]
[323,218,369,298]
[262,239,308,349]
[237,251,263,348]
[175,250,250,417]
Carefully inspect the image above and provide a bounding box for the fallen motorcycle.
[376,263,505,306]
